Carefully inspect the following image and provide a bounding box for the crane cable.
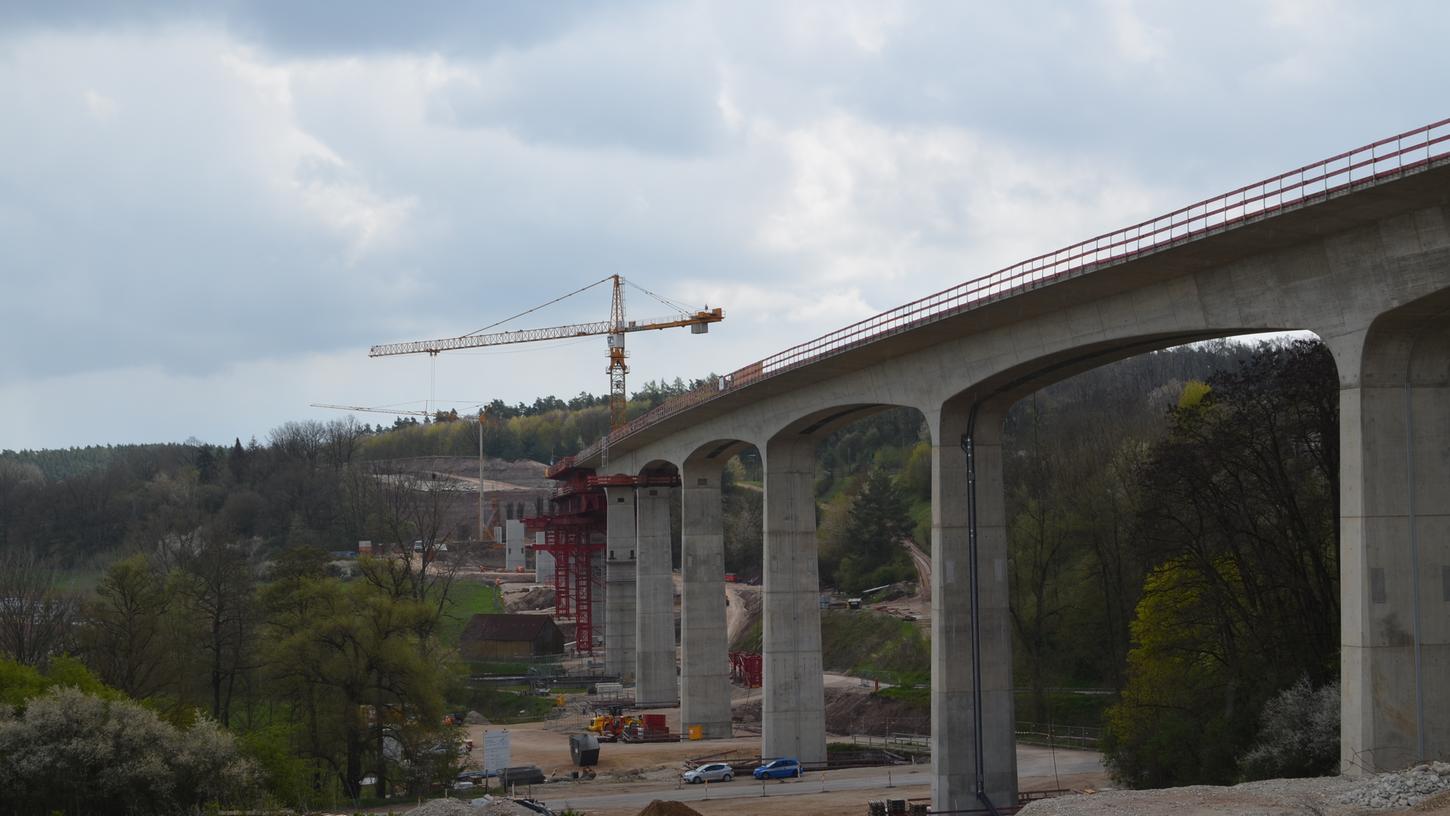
[462,275,615,338]
[624,277,696,316]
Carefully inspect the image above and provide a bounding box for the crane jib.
[367,310,723,358]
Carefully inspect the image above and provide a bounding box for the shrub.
[1239,678,1339,780]
[0,687,257,815]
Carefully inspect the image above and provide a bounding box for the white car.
[682,762,734,784]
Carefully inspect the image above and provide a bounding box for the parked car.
[682,762,735,784]
[753,757,802,779]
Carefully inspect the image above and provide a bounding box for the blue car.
[753,757,803,779]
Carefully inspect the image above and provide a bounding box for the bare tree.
[0,549,78,666]
[322,416,365,471]
[268,420,327,466]
[345,464,460,638]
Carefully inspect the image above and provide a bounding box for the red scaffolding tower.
[524,460,679,656]
[524,457,606,654]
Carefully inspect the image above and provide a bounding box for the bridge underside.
[575,154,1450,808]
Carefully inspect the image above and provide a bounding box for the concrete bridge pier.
[929,400,1017,812]
[680,459,732,738]
[1333,303,1450,773]
[635,482,678,705]
[762,435,827,764]
[603,485,637,683]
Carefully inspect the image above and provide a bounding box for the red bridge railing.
[578,117,1450,465]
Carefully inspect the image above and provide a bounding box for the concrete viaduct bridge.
[560,119,1450,812]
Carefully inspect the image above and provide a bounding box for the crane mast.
[607,275,628,429]
[368,275,723,429]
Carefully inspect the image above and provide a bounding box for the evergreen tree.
[834,468,915,592]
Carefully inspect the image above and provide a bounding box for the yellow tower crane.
[368,275,723,429]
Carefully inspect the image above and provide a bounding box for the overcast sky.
[2,1,1448,451]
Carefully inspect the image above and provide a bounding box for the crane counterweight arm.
[369,308,723,358]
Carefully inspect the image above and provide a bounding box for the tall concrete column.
[589,541,606,655]
[680,460,732,739]
[762,436,826,764]
[505,520,526,570]
[603,485,637,682]
[929,400,1016,811]
[534,533,555,584]
[635,483,678,705]
[1334,309,1450,773]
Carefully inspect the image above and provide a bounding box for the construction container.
[593,681,624,698]
[569,733,600,766]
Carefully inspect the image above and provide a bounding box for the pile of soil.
[733,684,924,735]
[636,801,706,816]
[505,585,557,612]
[822,687,926,736]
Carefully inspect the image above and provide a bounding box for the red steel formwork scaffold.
[525,460,680,655]
[524,457,606,654]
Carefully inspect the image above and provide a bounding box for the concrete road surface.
[539,744,1102,814]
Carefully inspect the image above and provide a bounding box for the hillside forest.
[0,338,1342,811]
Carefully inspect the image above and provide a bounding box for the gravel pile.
[403,796,538,816]
[1340,763,1450,809]
[1018,776,1364,815]
[404,800,476,816]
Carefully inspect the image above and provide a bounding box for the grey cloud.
[426,8,727,156]
[710,1,1450,186]
[0,0,654,57]
[6,0,1450,451]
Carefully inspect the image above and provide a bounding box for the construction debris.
[1339,762,1450,809]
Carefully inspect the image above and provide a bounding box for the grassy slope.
[437,579,503,649]
[734,608,1112,729]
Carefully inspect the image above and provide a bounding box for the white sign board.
[483,730,511,774]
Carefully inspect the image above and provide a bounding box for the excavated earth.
[1020,771,1450,816]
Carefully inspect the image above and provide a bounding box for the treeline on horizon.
[0,339,1344,793]
[0,376,718,481]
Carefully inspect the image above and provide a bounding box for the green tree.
[81,554,171,698]
[1105,559,1246,787]
[834,468,915,593]
[1105,340,1339,787]
[263,571,451,801]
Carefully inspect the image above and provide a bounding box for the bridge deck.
[574,118,1450,466]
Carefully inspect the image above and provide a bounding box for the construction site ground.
[447,571,1450,815]
[462,699,1104,816]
